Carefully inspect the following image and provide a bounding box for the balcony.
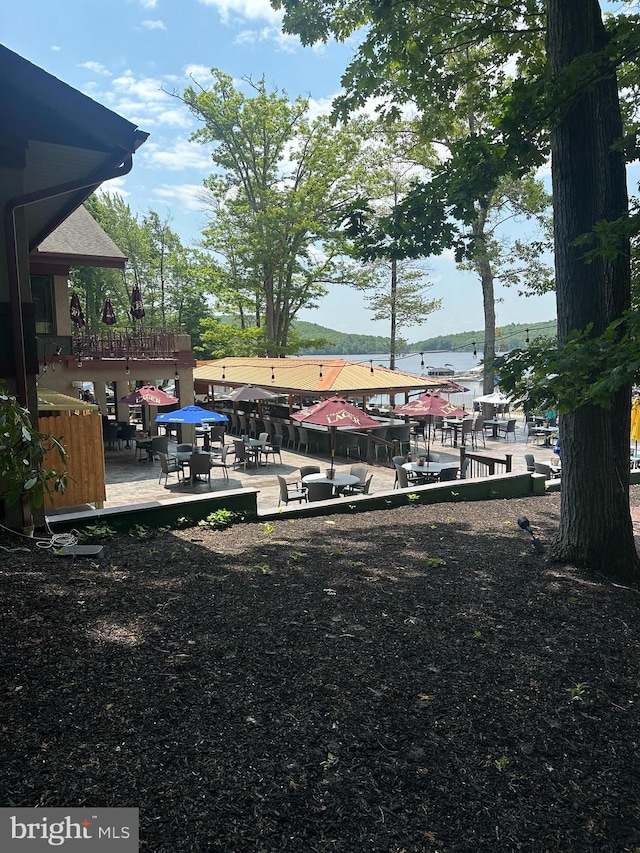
[38,329,191,361]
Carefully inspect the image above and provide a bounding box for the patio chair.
[285,423,297,450]
[343,469,372,495]
[118,423,137,450]
[299,465,321,483]
[296,426,310,453]
[150,435,169,461]
[158,452,182,487]
[497,418,517,442]
[471,415,485,449]
[524,453,536,473]
[277,474,307,506]
[534,461,552,479]
[261,434,283,465]
[189,451,213,486]
[460,418,474,446]
[438,466,459,482]
[232,438,251,470]
[394,463,411,489]
[208,445,230,480]
[103,422,119,451]
[306,481,335,502]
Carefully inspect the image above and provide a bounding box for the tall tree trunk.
[479,255,496,396]
[389,258,398,406]
[547,0,639,579]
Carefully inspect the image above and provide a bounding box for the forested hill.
[295,321,392,354]
[295,319,557,355]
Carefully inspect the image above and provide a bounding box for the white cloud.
[51,45,61,52]
[141,19,167,30]
[234,26,298,52]
[197,0,283,24]
[139,0,158,7]
[112,70,168,103]
[95,177,130,199]
[79,60,112,76]
[152,183,209,212]
[184,63,213,82]
[141,139,212,172]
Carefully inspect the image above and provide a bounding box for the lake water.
[314,352,485,409]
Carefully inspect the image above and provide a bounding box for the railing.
[459,447,512,479]
[38,330,186,360]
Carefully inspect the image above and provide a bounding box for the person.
[553,435,561,460]
[82,388,95,404]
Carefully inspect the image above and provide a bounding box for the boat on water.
[426,365,455,377]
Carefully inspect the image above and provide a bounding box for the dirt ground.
[2,489,640,852]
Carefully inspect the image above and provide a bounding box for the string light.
[319,364,323,379]
[125,357,130,376]
[76,355,82,368]
[525,329,530,345]
[174,362,179,380]
[271,365,275,381]
[419,351,424,368]
[472,341,477,357]
[369,359,374,374]
[222,365,226,380]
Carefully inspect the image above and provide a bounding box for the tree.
[273,0,640,580]
[76,194,213,347]
[182,70,372,357]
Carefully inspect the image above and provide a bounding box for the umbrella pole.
[330,428,335,476]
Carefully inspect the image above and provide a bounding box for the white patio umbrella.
[473,390,512,405]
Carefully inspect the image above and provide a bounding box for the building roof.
[37,388,98,412]
[32,205,127,269]
[194,357,443,398]
[0,43,148,251]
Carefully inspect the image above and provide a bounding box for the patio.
[81,414,546,514]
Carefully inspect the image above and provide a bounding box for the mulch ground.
[2,489,640,852]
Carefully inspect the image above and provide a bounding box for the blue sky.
[3,0,559,340]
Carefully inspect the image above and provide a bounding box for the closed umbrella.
[119,385,178,406]
[101,298,117,326]
[631,397,640,454]
[69,291,86,328]
[130,284,145,321]
[292,396,380,475]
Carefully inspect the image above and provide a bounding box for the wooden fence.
[40,413,106,509]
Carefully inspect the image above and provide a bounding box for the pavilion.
[193,357,443,411]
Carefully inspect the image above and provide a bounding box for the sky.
[3,0,560,341]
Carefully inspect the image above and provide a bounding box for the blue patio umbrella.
[155,405,228,425]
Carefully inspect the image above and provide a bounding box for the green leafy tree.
[273,0,640,580]
[182,70,371,357]
[75,194,213,347]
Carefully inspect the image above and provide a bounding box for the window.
[31,275,54,334]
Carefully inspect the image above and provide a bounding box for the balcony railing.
[39,330,188,361]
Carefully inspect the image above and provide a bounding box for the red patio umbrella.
[291,396,380,475]
[393,393,467,458]
[119,385,179,406]
[393,393,466,419]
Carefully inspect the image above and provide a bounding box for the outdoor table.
[443,417,472,447]
[302,472,360,496]
[135,434,154,461]
[403,461,458,481]
[534,426,558,447]
[245,437,268,465]
[483,418,502,439]
[173,450,215,479]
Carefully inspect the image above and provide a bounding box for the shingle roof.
[194,357,443,397]
[32,205,126,268]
